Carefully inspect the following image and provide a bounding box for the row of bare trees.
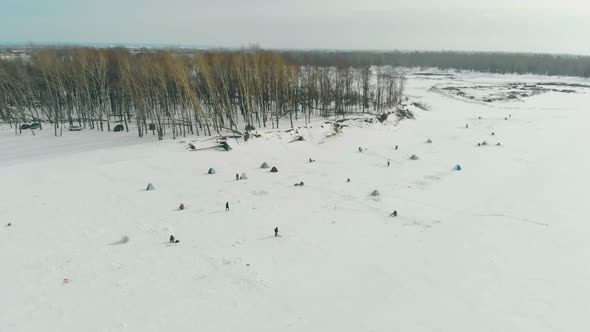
[0,48,406,138]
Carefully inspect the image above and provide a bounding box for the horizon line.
[0,41,589,57]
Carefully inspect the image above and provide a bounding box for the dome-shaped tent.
[426,139,433,143]
[146,183,155,191]
[260,162,270,169]
[455,165,462,171]
[240,173,248,180]
[270,166,279,173]
[409,154,419,160]
[370,189,380,196]
[208,168,216,174]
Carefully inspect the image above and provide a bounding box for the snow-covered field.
[2,70,590,332]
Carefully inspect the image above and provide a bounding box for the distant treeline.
[0,48,405,138]
[279,51,590,78]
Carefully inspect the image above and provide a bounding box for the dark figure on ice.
[226,202,230,211]
[491,132,495,136]
[169,235,179,243]
[346,178,351,183]
[188,143,196,150]
[478,116,482,120]
[504,117,508,120]
[358,147,363,152]
[236,173,239,180]
[179,203,185,210]
[496,142,501,146]
[466,124,469,128]
[395,145,398,150]
[390,210,398,217]
[477,143,481,146]
[387,161,391,167]
[274,227,279,237]
[309,158,315,163]
[6,222,11,227]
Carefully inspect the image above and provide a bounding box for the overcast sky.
[2,0,590,54]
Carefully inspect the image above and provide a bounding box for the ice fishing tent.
[270,166,279,173]
[260,162,270,169]
[208,168,216,174]
[455,165,462,171]
[240,173,248,180]
[370,189,381,197]
[146,183,155,191]
[426,139,433,143]
[114,124,124,132]
[409,154,419,160]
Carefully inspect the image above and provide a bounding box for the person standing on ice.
[226,202,230,211]
[274,227,279,237]
[236,173,239,181]
[387,160,390,167]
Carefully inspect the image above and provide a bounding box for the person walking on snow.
[236,173,239,180]
[226,202,230,211]
[274,227,279,237]
[387,160,390,167]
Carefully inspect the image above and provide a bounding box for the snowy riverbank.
[1,70,589,332]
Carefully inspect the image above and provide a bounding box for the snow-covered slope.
[2,71,590,332]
